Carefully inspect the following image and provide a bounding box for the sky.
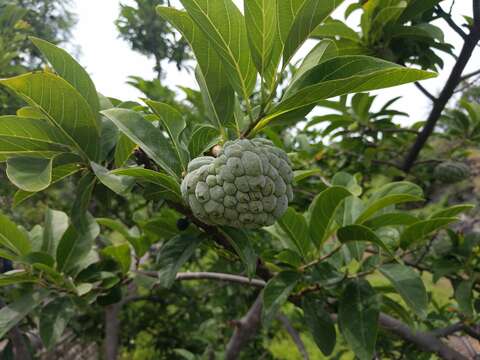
[71,0,480,124]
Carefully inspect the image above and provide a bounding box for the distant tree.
[115,0,190,78]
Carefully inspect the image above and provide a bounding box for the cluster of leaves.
[313,0,454,70]
[0,0,478,359]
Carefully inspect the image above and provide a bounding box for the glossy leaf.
[337,224,394,256]
[102,108,181,178]
[430,204,474,219]
[56,214,99,275]
[0,72,101,160]
[31,37,100,116]
[400,217,458,249]
[0,289,49,338]
[222,228,257,278]
[339,279,379,360]
[244,0,277,76]
[262,271,300,325]
[97,218,149,257]
[0,213,30,255]
[90,162,134,197]
[379,263,428,318]
[13,163,81,207]
[146,100,189,171]
[178,0,257,100]
[114,134,136,167]
[278,207,311,259]
[311,18,360,42]
[363,212,418,230]
[157,7,235,128]
[112,168,182,202]
[254,56,436,132]
[102,244,131,274]
[6,156,53,192]
[39,298,75,349]
[0,271,37,286]
[157,234,203,288]
[455,279,475,317]
[302,295,336,356]
[0,116,70,155]
[309,186,351,247]
[283,0,344,64]
[70,172,96,232]
[42,208,69,258]
[188,125,221,157]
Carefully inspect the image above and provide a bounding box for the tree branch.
[138,271,267,288]
[460,68,480,81]
[277,313,309,360]
[225,295,263,360]
[435,5,467,40]
[378,313,468,360]
[401,23,480,173]
[414,82,436,102]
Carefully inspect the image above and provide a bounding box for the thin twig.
[460,68,480,81]
[414,82,436,102]
[299,245,343,271]
[277,313,309,360]
[436,5,467,40]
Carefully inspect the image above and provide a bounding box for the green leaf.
[455,279,475,317]
[157,7,234,129]
[0,213,30,255]
[311,18,360,42]
[56,214,99,275]
[337,224,394,256]
[90,162,134,196]
[0,72,101,160]
[332,172,362,197]
[302,295,336,356]
[102,108,181,178]
[262,271,300,325]
[112,168,182,202]
[177,0,257,100]
[288,40,338,94]
[430,204,474,219]
[379,263,428,318]
[0,271,37,286]
[97,218,149,257]
[6,156,53,192]
[102,244,131,274]
[222,228,257,278]
[114,134,136,167]
[0,116,70,156]
[157,234,203,288]
[339,279,379,360]
[283,0,344,64]
[188,125,221,157]
[42,208,69,258]
[400,217,458,249]
[363,212,418,230]
[278,207,312,259]
[355,182,424,224]
[146,100,189,171]
[293,168,322,182]
[30,37,100,116]
[244,0,278,76]
[71,172,96,232]
[309,186,351,247]
[0,289,49,338]
[254,56,436,133]
[13,163,81,207]
[39,298,75,350]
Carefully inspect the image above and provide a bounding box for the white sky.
[71,0,480,124]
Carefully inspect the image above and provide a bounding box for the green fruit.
[181,138,294,228]
[434,161,470,184]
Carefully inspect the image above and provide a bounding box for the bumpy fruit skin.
[181,138,294,228]
[434,161,470,184]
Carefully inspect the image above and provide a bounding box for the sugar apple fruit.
[434,161,470,184]
[181,138,294,228]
